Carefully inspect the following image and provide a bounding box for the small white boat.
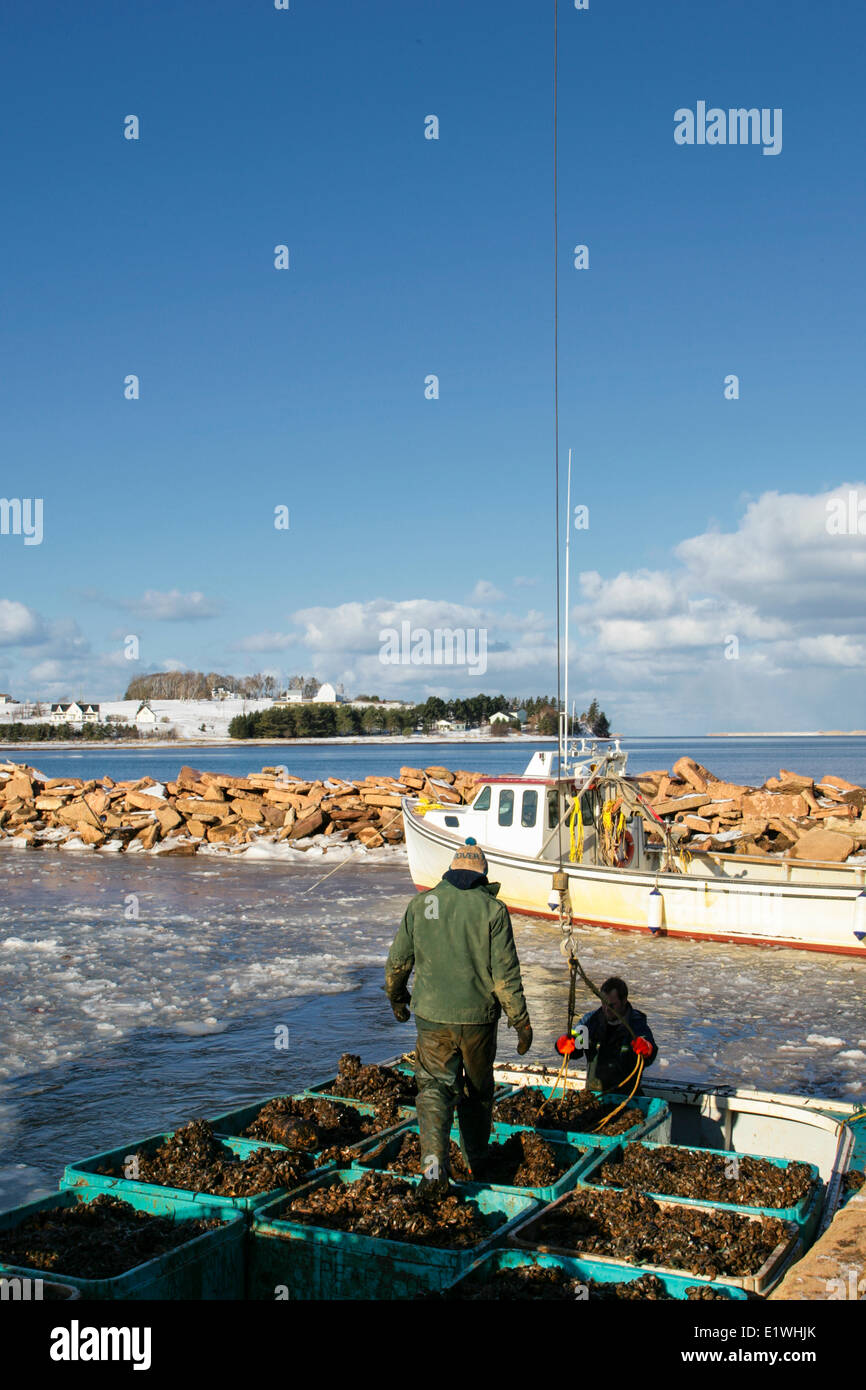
[403,738,866,957]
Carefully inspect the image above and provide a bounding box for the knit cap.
[450,844,488,874]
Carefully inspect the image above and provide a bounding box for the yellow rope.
[536,1051,570,1117]
[593,1057,645,1132]
[568,797,583,862]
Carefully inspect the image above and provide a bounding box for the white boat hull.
[403,798,866,956]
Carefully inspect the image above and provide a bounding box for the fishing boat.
[403,736,866,956]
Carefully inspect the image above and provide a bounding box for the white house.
[50,702,101,725]
[135,702,158,727]
[489,711,519,726]
[273,679,348,706]
[0,693,14,705]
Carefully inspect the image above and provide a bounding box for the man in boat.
[572,976,658,1094]
[384,842,533,1185]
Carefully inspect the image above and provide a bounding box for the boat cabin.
[423,740,650,869]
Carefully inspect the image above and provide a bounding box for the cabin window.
[498,789,514,826]
[547,791,559,828]
[521,790,538,827]
[472,785,491,811]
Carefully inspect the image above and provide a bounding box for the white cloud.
[113,590,223,621]
[0,599,46,646]
[288,598,556,694]
[569,484,866,729]
[470,580,504,602]
[232,631,296,652]
[676,485,866,617]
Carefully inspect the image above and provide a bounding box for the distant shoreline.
[0,735,555,753]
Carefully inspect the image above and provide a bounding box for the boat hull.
[403,799,866,956]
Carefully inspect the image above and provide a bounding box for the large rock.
[764,768,814,793]
[289,809,324,839]
[698,799,740,818]
[740,792,809,819]
[57,801,103,830]
[357,826,384,848]
[176,766,204,790]
[207,825,240,843]
[125,791,166,812]
[672,757,708,793]
[136,823,161,850]
[175,797,233,819]
[361,792,404,809]
[817,785,865,809]
[77,822,106,846]
[818,774,862,793]
[822,816,866,845]
[653,792,710,816]
[399,766,426,788]
[425,766,455,784]
[3,774,34,801]
[788,828,856,862]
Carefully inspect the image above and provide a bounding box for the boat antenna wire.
[547,8,632,1061]
[553,0,563,861]
[551,0,574,961]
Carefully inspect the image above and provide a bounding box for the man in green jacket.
[385,843,533,1184]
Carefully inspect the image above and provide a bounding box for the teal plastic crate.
[438,1247,749,1300]
[839,1173,865,1210]
[0,1189,244,1300]
[305,1059,420,1107]
[0,1273,81,1300]
[60,1130,311,1215]
[304,1062,512,1111]
[492,1087,670,1148]
[355,1123,597,1203]
[248,1166,539,1300]
[580,1139,823,1239]
[207,1092,414,1157]
[507,1187,801,1295]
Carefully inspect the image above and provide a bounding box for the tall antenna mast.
[564,445,572,766]
[553,0,564,822]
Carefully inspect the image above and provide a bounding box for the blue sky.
[1,0,865,731]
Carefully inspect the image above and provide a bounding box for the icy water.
[0,847,864,1212]
[1,737,866,1212]
[6,734,866,787]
